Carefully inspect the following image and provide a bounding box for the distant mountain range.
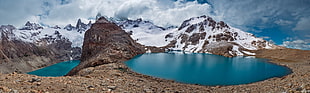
[0,15,282,73]
[119,15,281,57]
[0,19,89,73]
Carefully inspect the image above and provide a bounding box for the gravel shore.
[0,49,309,93]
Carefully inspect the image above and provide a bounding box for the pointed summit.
[95,17,110,23]
[76,19,82,29]
[87,21,92,26]
[166,15,279,57]
[64,24,74,31]
[96,13,102,20]
[25,21,32,26]
[19,21,43,30]
[75,19,89,33]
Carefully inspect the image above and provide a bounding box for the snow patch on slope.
[168,15,276,56]
[15,28,86,47]
[118,19,175,47]
[120,16,277,56]
[123,16,274,57]
[3,21,90,48]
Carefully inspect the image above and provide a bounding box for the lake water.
[27,60,80,77]
[125,52,291,86]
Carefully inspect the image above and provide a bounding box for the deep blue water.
[27,60,80,77]
[125,52,291,86]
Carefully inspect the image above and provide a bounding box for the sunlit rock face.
[67,17,145,75]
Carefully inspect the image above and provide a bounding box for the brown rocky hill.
[67,17,145,75]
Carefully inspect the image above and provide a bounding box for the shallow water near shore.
[125,52,291,86]
[27,60,80,77]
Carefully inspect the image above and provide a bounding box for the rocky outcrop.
[67,17,145,75]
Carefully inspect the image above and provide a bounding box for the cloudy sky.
[0,0,309,50]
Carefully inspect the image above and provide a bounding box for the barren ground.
[0,48,309,93]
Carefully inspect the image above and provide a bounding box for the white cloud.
[281,39,310,50]
[293,17,310,31]
[208,0,310,26]
[115,0,212,26]
[1,0,211,27]
[0,0,309,42]
[115,0,155,19]
[0,0,43,26]
[274,19,293,26]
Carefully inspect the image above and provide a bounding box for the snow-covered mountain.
[168,15,280,56]
[1,15,279,57]
[0,15,283,73]
[5,19,91,48]
[0,19,91,73]
[118,15,280,57]
[118,18,176,47]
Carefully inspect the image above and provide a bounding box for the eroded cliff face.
[67,17,145,75]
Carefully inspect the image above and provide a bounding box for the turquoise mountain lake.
[27,60,80,77]
[125,52,291,86]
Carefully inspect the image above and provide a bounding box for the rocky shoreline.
[0,49,309,93]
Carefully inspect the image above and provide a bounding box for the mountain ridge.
[167,15,281,57]
[0,15,283,73]
[0,19,91,73]
[118,15,282,57]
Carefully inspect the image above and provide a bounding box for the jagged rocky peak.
[95,17,110,23]
[116,18,174,47]
[118,18,166,32]
[95,12,102,20]
[178,15,229,31]
[64,24,75,31]
[87,21,92,25]
[76,19,83,29]
[119,18,148,27]
[0,25,16,33]
[0,18,95,73]
[0,25,16,40]
[75,19,91,33]
[19,21,43,30]
[63,19,91,32]
[51,25,61,29]
[168,15,279,57]
[0,24,78,73]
